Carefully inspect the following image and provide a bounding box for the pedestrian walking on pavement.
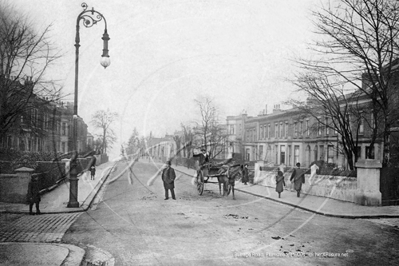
[242,164,249,185]
[27,175,41,215]
[162,160,176,200]
[90,166,96,180]
[275,165,285,198]
[290,163,306,197]
[87,152,97,180]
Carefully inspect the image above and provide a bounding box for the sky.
[11,0,322,159]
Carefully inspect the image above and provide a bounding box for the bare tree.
[126,127,140,155]
[181,123,194,158]
[291,73,368,170]
[91,109,118,154]
[194,96,228,159]
[0,2,62,141]
[294,0,399,166]
[172,134,181,157]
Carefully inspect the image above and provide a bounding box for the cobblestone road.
[0,213,82,243]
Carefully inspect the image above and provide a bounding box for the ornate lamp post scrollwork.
[68,2,110,208]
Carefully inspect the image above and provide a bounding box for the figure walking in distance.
[162,160,176,200]
[275,165,286,198]
[88,153,97,180]
[27,175,41,215]
[242,164,249,185]
[290,162,305,197]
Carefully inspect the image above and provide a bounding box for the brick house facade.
[0,96,88,155]
[227,101,384,169]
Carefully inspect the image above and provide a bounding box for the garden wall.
[0,168,33,203]
[36,161,66,190]
[254,167,358,203]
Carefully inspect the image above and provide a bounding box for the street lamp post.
[68,2,110,208]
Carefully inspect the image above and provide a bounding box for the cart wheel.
[197,171,204,195]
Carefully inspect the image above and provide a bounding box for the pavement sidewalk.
[0,161,115,214]
[0,160,116,266]
[164,161,399,219]
[0,242,84,266]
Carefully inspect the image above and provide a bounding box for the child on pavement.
[275,165,286,198]
[90,166,96,180]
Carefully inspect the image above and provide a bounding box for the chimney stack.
[273,104,281,113]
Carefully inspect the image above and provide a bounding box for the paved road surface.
[62,160,399,265]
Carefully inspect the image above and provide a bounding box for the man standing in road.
[162,160,176,200]
[290,162,306,197]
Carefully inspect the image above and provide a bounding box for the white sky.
[12,0,322,158]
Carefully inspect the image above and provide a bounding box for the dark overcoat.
[27,180,41,203]
[90,166,96,175]
[290,168,305,192]
[275,170,285,193]
[162,166,176,190]
[242,167,249,183]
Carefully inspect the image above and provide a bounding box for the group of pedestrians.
[275,162,307,198]
[147,147,309,201]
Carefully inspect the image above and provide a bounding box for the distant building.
[0,93,89,154]
[229,99,384,168]
[145,135,176,161]
[87,132,94,151]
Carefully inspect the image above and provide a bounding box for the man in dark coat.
[242,164,249,185]
[27,175,41,215]
[162,160,176,200]
[290,162,306,197]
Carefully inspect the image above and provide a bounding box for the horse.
[216,163,242,200]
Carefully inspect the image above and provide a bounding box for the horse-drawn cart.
[194,160,242,199]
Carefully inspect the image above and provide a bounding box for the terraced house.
[228,97,384,169]
[0,93,88,154]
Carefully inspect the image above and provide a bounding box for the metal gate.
[380,167,399,206]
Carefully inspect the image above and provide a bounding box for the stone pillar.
[253,161,264,184]
[15,167,34,178]
[355,159,382,206]
[62,159,70,179]
[15,167,35,203]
